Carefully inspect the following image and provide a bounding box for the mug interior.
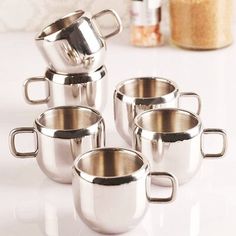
[118,78,176,98]
[137,109,199,133]
[77,149,144,177]
[37,106,101,130]
[38,10,84,38]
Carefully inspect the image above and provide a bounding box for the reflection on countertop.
[2,178,233,236]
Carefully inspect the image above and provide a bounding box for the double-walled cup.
[72,147,178,234]
[9,106,105,184]
[23,66,107,110]
[114,77,201,144]
[133,108,227,185]
[36,9,122,74]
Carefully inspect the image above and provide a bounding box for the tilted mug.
[72,147,178,234]
[114,77,201,144]
[36,9,122,74]
[9,106,105,184]
[23,66,107,110]
[133,108,227,185]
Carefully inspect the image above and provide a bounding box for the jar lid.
[131,0,162,26]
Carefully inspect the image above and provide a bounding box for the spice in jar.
[170,0,233,50]
[130,0,163,47]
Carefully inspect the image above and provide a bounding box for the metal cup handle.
[146,172,178,203]
[201,128,227,158]
[9,127,38,158]
[179,92,202,115]
[24,77,50,104]
[92,9,122,39]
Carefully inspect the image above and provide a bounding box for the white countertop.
[0,31,236,235]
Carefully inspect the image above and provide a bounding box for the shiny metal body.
[114,77,201,144]
[133,108,227,185]
[23,66,107,110]
[36,9,122,74]
[72,148,177,234]
[9,106,105,184]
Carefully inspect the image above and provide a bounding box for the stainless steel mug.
[114,77,201,144]
[9,106,105,184]
[133,108,227,185]
[23,66,107,110]
[72,147,178,234]
[36,9,122,74]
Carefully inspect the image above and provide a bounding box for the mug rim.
[133,108,202,142]
[73,147,149,185]
[35,106,104,139]
[35,10,86,41]
[45,66,107,84]
[114,77,179,105]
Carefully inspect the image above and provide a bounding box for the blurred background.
[0,0,130,32]
[1,0,234,33]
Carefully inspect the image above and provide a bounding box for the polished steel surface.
[133,108,227,185]
[114,77,201,144]
[24,66,107,111]
[36,9,122,74]
[9,106,105,184]
[72,147,178,234]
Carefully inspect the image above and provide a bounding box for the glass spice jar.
[130,0,163,47]
[169,0,233,50]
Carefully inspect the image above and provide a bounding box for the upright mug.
[114,77,201,144]
[23,66,107,110]
[133,108,227,185]
[72,148,178,234]
[9,106,105,184]
[36,9,122,74]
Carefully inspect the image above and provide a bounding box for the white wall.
[0,0,235,32]
[0,0,129,32]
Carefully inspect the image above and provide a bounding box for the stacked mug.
[8,9,227,235]
[9,9,124,184]
[10,9,123,184]
[24,9,122,109]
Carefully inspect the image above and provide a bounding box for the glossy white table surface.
[0,30,235,235]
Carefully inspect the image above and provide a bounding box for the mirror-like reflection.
[13,179,149,236]
[146,181,234,236]
[4,177,235,236]
[14,179,80,236]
